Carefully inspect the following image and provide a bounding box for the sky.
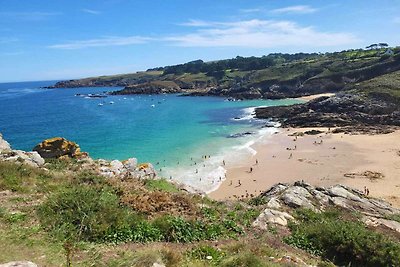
[0,0,400,82]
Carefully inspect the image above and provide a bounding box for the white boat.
[98,103,104,106]
[109,101,114,104]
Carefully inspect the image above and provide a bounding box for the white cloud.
[271,5,317,14]
[48,19,360,50]
[82,9,101,15]
[179,19,213,27]
[167,19,359,48]
[239,8,262,13]
[48,36,152,49]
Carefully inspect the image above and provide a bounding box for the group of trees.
[148,53,320,76]
[366,43,389,50]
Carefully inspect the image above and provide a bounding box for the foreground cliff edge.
[1,134,400,266]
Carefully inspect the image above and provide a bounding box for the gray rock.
[110,159,124,175]
[0,262,38,267]
[327,185,363,202]
[123,157,137,172]
[266,197,281,209]
[280,186,315,210]
[0,133,11,152]
[253,208,294,227]
[364,217,400,233]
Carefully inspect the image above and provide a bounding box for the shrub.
[285,209,400,267]
[38,185,136,241]
[189,245,225,265]
[144,179,179,193]
[0,161,50,192]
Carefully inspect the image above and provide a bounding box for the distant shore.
[209,127,400,208]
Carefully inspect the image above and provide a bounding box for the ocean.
[0,80,302,192]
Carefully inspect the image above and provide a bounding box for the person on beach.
[289,153,293,159]
[229,180,232,186]
[238,180,241,186]
[196,169,198,173]
[255,159,258,165]
[223,160,225,166]
[250,167,253,173]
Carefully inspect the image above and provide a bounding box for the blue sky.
[1,0,400,82]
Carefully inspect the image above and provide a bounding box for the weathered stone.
[266,197,281,209]
[33,137,88,159]
[253,208,294,227]
[364,217,400,233]
[110,160,124,175]
[0,262,38,267]
[123,157,138,172]
[280,186,315,210]
[327,185,363,202]
[0,133,11,152]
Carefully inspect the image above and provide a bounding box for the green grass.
[144,178,180,193]
[284,209,400,267]
[0,161,51,192]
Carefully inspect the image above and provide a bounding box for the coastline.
[208,127,400,208]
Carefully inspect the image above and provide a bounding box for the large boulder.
[0,133,11,152]
[33,137,88,159]
[253,208,294,227]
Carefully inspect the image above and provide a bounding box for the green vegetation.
[55,46,400,101]
[349,70,400,104]
[1,160,400,266]
[284,209,400,267]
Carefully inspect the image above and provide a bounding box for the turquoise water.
[0,81,302,192]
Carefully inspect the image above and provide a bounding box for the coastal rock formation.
[0,261,38,267]
[0,133,11,152]
[111,81,181,95]
[253,182,400,232]
[256,93,400,128]
[252,208,294,227]
[33,137,88,159]
[0,133,45,167]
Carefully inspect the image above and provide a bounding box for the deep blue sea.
[0,80,301,192]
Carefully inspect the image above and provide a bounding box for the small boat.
[109,101,114,104]
[98,103,104,106]
[151,104,155,108]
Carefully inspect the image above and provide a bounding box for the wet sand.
[209,128,400,208]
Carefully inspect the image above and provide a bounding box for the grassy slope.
[349,70,400,103]
[0,160,316,267]
[1,160,400,266]
[58,48,400,95]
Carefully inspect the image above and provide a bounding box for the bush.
[38,185,136,241]
[285,209,400,267]
[189,245,225,265]
[0,161,50,192]
[144,179,179,193]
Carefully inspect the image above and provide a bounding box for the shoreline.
[208,127,400,208]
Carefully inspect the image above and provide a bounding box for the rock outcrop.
[253,181,400,233]
[33,137,88,159]
[256,93,400,128]
[0,133,11,152]
[0,134,45,167]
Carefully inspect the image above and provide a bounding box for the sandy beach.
[209,127,400,208]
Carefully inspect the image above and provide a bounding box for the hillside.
[255,69,400,130]
[1,135,400,266]
[49,47,400,100]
